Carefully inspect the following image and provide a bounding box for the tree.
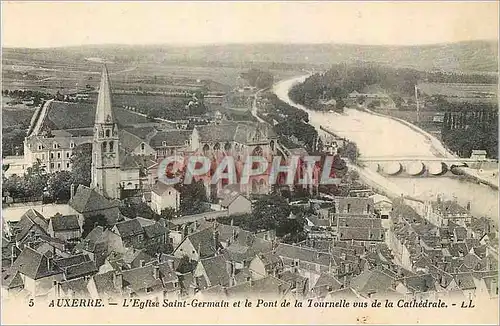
[179,181,207,215]
[161,207,177,220]
[70,143,92,187]
[82,214,108,238]
[144,241,172,257]
[47,171,74,202]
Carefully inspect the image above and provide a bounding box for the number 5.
[28,299,34,307]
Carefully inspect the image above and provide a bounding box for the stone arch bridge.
[358,156,498,177]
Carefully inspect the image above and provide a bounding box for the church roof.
[69,185,119,214]
[95,65,115,124]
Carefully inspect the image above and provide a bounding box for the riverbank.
[273,75,498,224]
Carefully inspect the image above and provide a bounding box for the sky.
[2,1,499,48]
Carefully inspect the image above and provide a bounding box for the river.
[273,76,498,223]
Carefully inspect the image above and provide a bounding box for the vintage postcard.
[1,1,499,325]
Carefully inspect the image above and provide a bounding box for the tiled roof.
[122,264,163,292]
[26,135,92,151]
[275,243,332,267]
[401,274,436,293]
[9,247,62,280]
[114,219,144,238]
[64,261,98,280]
[143,223,168,239]
[431,200,469,216]
[225,276,290,298]
[92,271,121,296]
[54,254,91,269]
[15,209,49,243]
[339,227,384,241]
[453,273,476,290]
[219,188,248,207]
[349,268,396,295]
[50,214,80,232]
[69,185,119,214]
[149,129,192,148]
[199,255,231,287]
[152,181,179,196]
[119,129,146,153]
[196,121,277,144]
[179,226,221,259]
[59,277,91,297]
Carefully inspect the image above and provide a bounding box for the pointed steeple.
[95,64,115,124]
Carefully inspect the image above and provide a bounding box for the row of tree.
[441,107,498,158]
[240,68,274,89]
[288,63,498,111]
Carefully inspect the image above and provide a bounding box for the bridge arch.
[406,161,426,176]
[380,162,403,175]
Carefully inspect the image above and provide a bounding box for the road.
[251,88,267,123]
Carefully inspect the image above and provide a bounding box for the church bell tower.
[91,64,121,199]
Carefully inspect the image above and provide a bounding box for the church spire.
[95,64,115,124]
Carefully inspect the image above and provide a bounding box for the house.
[3,247,64,297]
[69,185,121,225]
[11,209,50,247]
[53,254,98,280]
[193,255,232,290]
[86,270,122,299]
[48,214,83,241]
[75,226,124,267]
[370,194,393,219]
[150,182,180,214]
[224,275,292,300]
[333,197,375,216]
[112,218,169,251]
[470,150,488,161]
[308,272,343,299]
[112,219,145,249]
[349,267,398,298]
[274,243,334,286]
[219,188,252,216]
[121,263,167,298]
[173,226,223,261]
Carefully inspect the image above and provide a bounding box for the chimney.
[47,257,52,271]
[53,280,60,298]
[113,271,123,290]
[70,183,75,199]
[10,245,16,266]
[213,230,219,253]
[153,265,160,279]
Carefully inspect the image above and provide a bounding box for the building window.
[141,143,145,151]
[66,163,70,168]
[50,153,54,159]
[102,142,107,152]
[347,203,351,213]
[50,163,54,169]
[146,287,153,294]
[106,130,110,137]
[162,141,167,147]
[137,234,144,242]
[38,145,42,150]
[57,152,61,159]
[41,154,45,160]
[109,141,114,152]
[70,142,75,148]
[53,143,58,149]
[66,152,70,158]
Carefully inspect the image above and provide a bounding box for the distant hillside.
[3,40,498,73]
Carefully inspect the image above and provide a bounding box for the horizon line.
[3,39,498,50]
